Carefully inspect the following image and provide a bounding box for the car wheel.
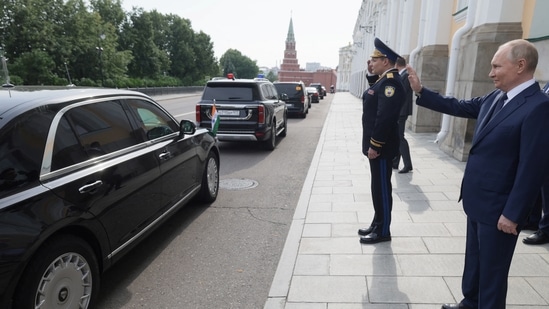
[263,124,276,150]
[196,151,219,203]
[13,235,99,309]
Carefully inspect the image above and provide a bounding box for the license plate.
[218,110,240,116]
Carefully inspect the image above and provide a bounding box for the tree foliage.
[219,49,259,79]
[0,0,248,86]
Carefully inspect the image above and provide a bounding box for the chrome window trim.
[0,185,51,210]
[40,95,179,177]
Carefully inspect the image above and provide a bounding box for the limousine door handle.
[79,180,104,194]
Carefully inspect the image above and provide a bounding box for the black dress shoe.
[358,226,374,236]
[441,303,473,309]
[398,167,412,174]
[359,233,391,244]
[523,230,549,245]
[392,163,399,169]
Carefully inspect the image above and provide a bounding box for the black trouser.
[393,115,412,169]
[368,157,393,236]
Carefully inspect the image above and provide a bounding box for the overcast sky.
[121,0,362,69]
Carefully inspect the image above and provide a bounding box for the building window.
[453,0,469,22]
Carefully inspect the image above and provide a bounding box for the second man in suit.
[392,57,414,173]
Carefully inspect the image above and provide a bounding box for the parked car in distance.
[273,81,309,118]
[0,87,220,309]
[196,75,288,150]
[309,82,326,99]
[306,86,320,103]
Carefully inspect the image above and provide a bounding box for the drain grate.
[219,178,258,190]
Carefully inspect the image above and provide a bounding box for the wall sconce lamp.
[360,25,374,33]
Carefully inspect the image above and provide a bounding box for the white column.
[422,0,454,47]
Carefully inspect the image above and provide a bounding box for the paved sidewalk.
[264,92,549,309]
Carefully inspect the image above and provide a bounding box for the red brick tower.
[280,17,300,72]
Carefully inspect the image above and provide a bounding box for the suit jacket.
[362,68,404,158]
[399,69,413,117]
[417,83,549,226]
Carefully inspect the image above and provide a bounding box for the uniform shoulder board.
[387,72,394,79]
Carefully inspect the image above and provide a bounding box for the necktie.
[487,93,507,123]
[494,93,507,114]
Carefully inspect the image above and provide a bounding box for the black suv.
[196,77,288,150]
[273,81,309,118]
[0,87,220,308]
[309,82,326,99]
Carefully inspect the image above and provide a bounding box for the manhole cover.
[220,178,258,190]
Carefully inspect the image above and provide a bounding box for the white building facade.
[338,0,549,161]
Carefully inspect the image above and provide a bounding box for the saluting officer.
[358,38,405,244]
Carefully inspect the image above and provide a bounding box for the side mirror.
[179,119,196,137]
[147,126,174,140]
[280,93,289,101]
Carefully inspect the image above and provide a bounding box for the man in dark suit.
[407,39,549,309]
[523,83,549,245]
[392,57,414,173]
[358,38,404,244]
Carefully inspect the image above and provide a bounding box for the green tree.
[11,49,56,84]
[89,0,125,34]
[1,0,220,86]
[166,15,196,84]
[266,71,277,82]
[193,31,219,82]
[220,49,259,79]
[121,9,167,78]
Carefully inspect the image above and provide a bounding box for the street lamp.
[96,34,105,87]
[64,61,74,86]
[1,47,13,87]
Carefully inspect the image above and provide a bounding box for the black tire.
[13,235,100,309]
[263,124,276,150]
[196,151,219,203]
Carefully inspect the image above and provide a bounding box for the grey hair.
[500,39,538,72]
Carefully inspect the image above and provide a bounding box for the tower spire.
[286,16,295,43]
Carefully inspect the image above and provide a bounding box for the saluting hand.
[406,65,423,93]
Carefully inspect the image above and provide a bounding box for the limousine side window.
[52,100,140,171]
[125,99,179,140]
[0,108,51,198]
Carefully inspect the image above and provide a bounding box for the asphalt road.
[95,93,334,308]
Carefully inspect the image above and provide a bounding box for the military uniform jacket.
[362,68,405,158]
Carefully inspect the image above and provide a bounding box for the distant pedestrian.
[408,39,549,309]
[358,37,404,244]
[392,57,413,173]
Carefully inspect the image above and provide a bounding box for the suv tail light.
[195,105,201,122]
[300,95,305,104]
[258,105,265,124]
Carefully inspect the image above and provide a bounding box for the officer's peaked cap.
[370,37,401,62]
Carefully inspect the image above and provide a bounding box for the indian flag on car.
[211,99,219,135]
